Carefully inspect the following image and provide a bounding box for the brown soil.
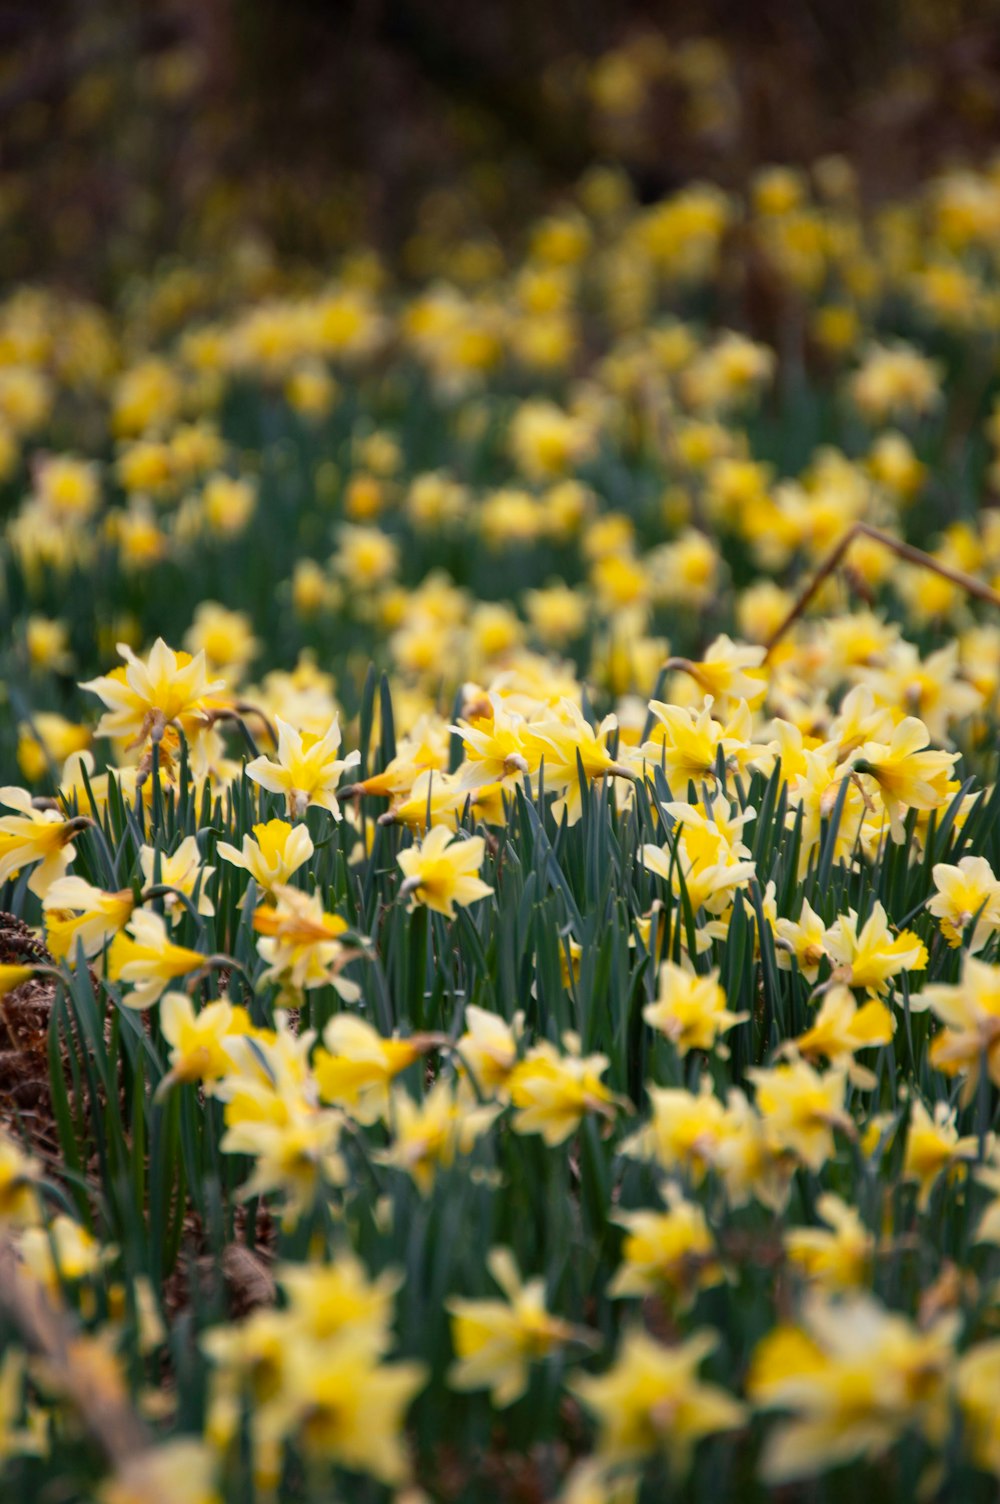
[0,912,62,1168]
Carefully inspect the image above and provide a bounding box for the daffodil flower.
[246,714,359,820]
[42,876,135,962]
[570,1327,745,1474]
[0,785,91,898]
[81,638,223,749]
[447,1247,595,1406]
[643,960,747,1055]
[396,825,493,918]
[749,1293,957,1483]
[217,818,314,893]
[107,908,206,1009]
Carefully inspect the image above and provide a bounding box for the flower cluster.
[9,63,1000,1504]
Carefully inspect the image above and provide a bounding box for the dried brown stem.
[763,521,1000,660]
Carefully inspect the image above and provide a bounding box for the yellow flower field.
[5,7,1000,1502]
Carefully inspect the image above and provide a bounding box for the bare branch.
[763,521,1000,660]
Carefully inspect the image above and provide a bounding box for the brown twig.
[763,521,1000,660]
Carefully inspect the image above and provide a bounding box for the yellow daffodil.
[396,825,492,918]
[851,717,958,843]
[377,768,476,832]
[642,794,757,921]
[748,1058,852,1172]
[42,876,135,962]
[919,955,1000,1103]
[927,855,1000,950]
[0,964,35,999]
[622,1081,730,1187]
[312,1014,426,1124]
[749,1293,957,1483]
[664,634,767,712]
[609,1189,724,1306]
[784,1193,873,1289]
[344,714,449,799]
[25,614,74,675]
[278,1254,401,1350]
[788,983,893,1086]
[184,601,259,677]
[447,1246,593,1406]
[138,836,216,916]
[636,697,756,787]
[0,1130,41,1229]
[107,908,205,1008]
[217,818,314,893]
[246,715,359,820]
[508,1036,621,1145]
[156,992,248,1098]
[570,1328,745,1474]
[824,901,926,996]
[278,1334,425,1484]
[19,1213,109,1291]
[902,1097,978,1209]
[454,1004,524,1100]
[522,699,632,825]
[774,897,829,983]
[0,785,89,898]
[222,1105,347,1227]
[16,712,90,783]
[849,341,942,423]
[81,638,223,749]
[452,694,533,791]
[253,885,361,1000]
[375,1079,500,1195]
[643,961,746,1054]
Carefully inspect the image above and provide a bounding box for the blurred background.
[3,0,1000,296]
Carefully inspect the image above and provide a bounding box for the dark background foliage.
[3,0,1000,294]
